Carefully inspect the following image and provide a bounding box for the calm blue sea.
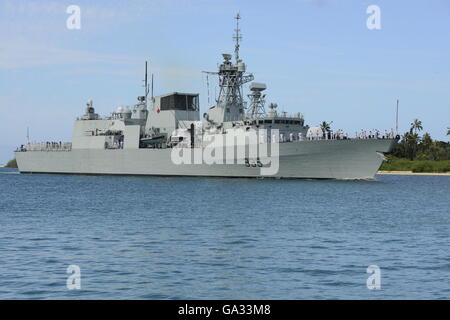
[0,168,449,299]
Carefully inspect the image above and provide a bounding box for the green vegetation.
[380,157,450,173]
[381,121,450,172]
[5,158,17,168]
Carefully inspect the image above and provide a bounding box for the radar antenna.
[247,82,267,118]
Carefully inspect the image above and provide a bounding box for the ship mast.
[212,14,254,122]
[142,60,150,107]
[233,13,242,64]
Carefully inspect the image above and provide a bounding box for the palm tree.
[410,119,423,134]
[447,127,450,136]
[320,121,331,133]
[420,133,433,154]
[404,132,420,160]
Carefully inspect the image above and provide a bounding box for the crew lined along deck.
[17,142,72,152]
[305,129,398,141]
[17,128,398,152]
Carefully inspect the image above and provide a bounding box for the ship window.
[274,120,280,124]
[264,120,272,124]
[160,94,199,111]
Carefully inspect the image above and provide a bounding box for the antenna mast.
[144,61,149,100]
[151,73,154,102]
[396,99,399,135]
[206,74,210,105]
[233,13,242,63]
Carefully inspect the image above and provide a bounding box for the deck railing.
[17,142,72,152]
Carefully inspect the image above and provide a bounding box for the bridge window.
[160,93,199,111]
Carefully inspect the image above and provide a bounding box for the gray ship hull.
[15,139,397,179]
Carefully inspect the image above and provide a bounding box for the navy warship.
[15,14,398,179]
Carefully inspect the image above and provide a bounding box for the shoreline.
[377,170,450,176]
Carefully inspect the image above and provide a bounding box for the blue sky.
[1,0,449,163]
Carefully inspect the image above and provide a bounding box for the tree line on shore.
[4,158,17,168]
[390,120,449,161]
[381,120,450,172]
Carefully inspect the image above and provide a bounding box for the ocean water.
[0,168,449,299]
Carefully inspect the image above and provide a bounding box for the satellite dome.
[307,126,323,138]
